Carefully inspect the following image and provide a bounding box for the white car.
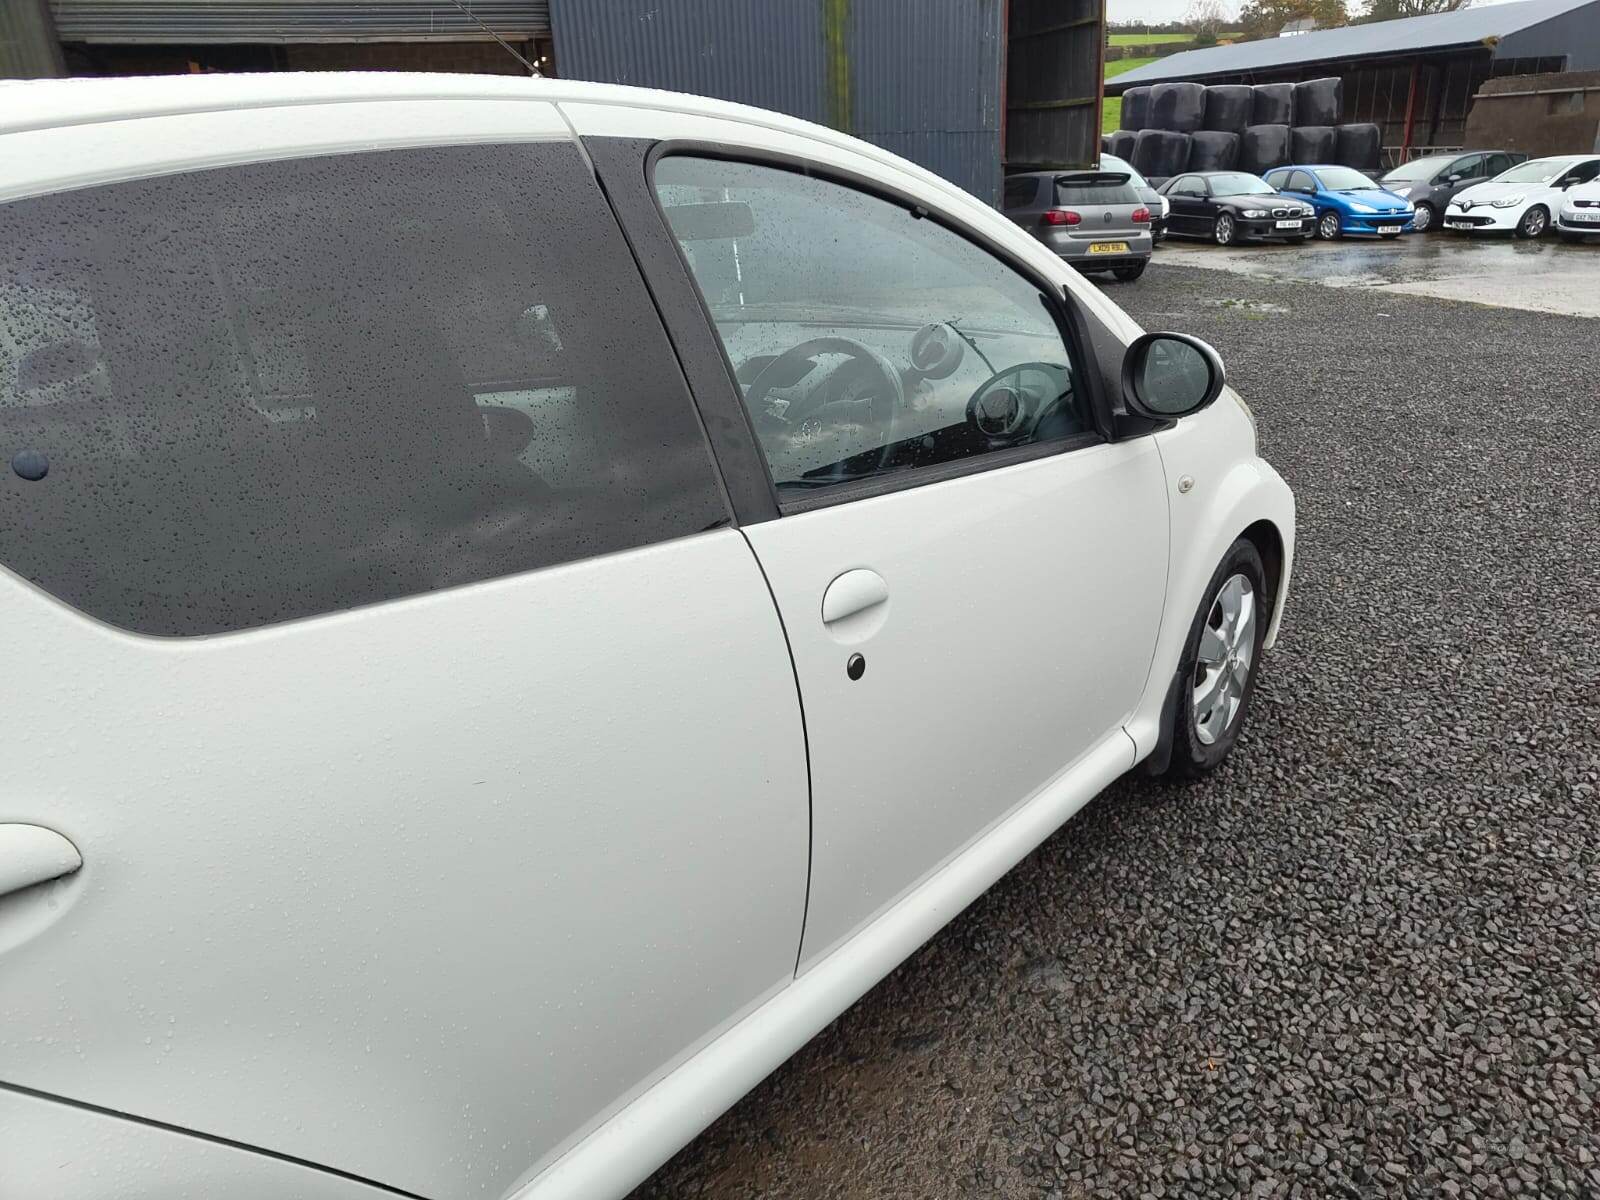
[1102,151,1172,238]
[1444,153,1600,237]
[0,74,1294,1200]
[1556,177,1600,242]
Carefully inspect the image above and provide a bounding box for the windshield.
[1101,154,1149,189]
[1493,158,1577,184]
[1055,178,1141,205]
[1210,173,1275,196]
[1315,167,1379,191]
[1383,155,1455,182]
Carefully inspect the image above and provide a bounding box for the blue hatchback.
[1263,165,1416,239]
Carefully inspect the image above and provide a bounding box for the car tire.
[1214,213,1236,246]
[1112,261,1148,281]
[1163,539,1270,779]
[1412,201,1436,232]
[1317,212,1342,240]
[1515,205,1550,239]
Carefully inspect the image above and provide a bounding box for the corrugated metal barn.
[1107,0,1600,163]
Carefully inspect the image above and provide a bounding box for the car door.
[1166,174,1208,234]
[1436,153,1486,206]
[0,112,809,1200]
[647,152,1167,967]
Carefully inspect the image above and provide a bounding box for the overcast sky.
[1106,0,1517,26]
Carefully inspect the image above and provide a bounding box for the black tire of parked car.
[1516,206,1550,239]
[1214,213,1236,246]
[1317,212,1342,240]
[1412,202,1436,232]
[1159,538,1270,779]
[1113,261,1148,281]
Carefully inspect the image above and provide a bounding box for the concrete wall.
[1465,69,1600,155]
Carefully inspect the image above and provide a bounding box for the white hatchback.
[1556,177,1600,241]
[1445,153,1600,237]
[0,74,1294,1200]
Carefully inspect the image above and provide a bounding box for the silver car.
[1002,169,1155,281]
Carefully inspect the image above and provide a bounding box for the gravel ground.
[633,264,1600,1200]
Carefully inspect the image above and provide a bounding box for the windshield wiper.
[946,317,996,375]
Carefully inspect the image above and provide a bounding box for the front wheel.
[1214,213,1236,246]
[1163,539,1269,778]
[1411,201,1436,232]
[1516,205,1549,239]
[1317,212,1342,240]
[1113,260,1148,281]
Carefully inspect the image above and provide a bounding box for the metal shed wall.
[49,0,550,44]
[1499,5,1600,71]
[549,0,1006,206]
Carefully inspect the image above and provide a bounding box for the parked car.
[1378,150,1525,232]
[1158,170,1316,245]
[1555,176,1600,242]
[0,73,1294,1200]
[1443,153,1600,238]
[1100,152,1170,242]
[1003,168,1155,280]
[1263,165,1416,239]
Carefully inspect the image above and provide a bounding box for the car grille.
[1448,214,1495,226]
[1575,199,1600,209]
[1269,207,1300,217]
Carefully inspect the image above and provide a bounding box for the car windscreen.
[1056,178,1140,206]
[1493,158,1578,184]
[1383,155,1454,182]
[1209,174,1275,196]
[1315,167,1379,191]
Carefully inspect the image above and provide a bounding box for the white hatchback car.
[1444,153,1600,237]
[0,74,1294,1200]
[1556,177,1600,242]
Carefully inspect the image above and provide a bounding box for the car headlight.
[1491,195,1524,208]
[1348,202,1375,213]
[1242,209,1267,218]
[1391,186,1412,197]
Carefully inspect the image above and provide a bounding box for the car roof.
[0,71,830,142]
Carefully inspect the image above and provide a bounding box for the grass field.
[1102,57,1155,135]
[1108,32,1193,45]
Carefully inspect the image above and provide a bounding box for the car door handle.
[0,824,82,899]
[821,568,889,625]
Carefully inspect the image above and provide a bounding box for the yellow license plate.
[1087,241,1129,255]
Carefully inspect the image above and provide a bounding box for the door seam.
[736,528,815,978]
[0,1079,433,1200]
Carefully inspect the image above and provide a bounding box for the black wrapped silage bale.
[1108,130,1138,161]
[1121,87,1152,132]
[1133,129,1192,180]
[1238,124,1292,175]
[1202,85,1253,135]
[1293,77,1343,128]
[1336,123,1382,172]
[1187,130,1241,172]
[1149,81,1206,132]
[1251,83,1295,127]
[1291,125,1338,164]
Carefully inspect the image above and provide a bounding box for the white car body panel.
[0,530,810,1200]
[1557,178,1600,231]
[0,73,1296,1200]
[1447,155,1600,231]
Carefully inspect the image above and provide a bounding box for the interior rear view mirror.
[662,200,756,241]
[1122,332,1225,420]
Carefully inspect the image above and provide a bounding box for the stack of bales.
[1105,77,1381,181]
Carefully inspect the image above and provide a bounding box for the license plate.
[1575,212,1600,223]
[1377,225,1402,234]
[1445,219,1473,229]
[1087,241,1129,255]
[1275,219,1302,229]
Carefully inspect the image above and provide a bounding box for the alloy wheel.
[1215,213,1235,246]
[1412,203,1433,232]
[1192,573,1257,746]
[1520,207,1548,238]
[1319,212,1341,240]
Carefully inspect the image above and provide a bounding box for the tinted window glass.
[654,157,1093,499]
[0,143,724,635]
[1287,171,1315,193]
[1452,154,1487,180]
[1055,179,1140,205]
[1004,176,1040,207]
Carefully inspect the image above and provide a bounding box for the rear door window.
[0,142,725,635]
[1004,176,1040,207]
[1055,178,1140,206]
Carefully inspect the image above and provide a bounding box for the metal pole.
[1400,59,1420,160]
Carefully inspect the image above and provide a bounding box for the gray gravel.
[633,264,1600,1199]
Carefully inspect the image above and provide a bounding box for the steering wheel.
[965,361,1073,443]
[744,336,906,476]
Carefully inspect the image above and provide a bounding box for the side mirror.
[1445,173,1462,184]
[1121,332,1225,421]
